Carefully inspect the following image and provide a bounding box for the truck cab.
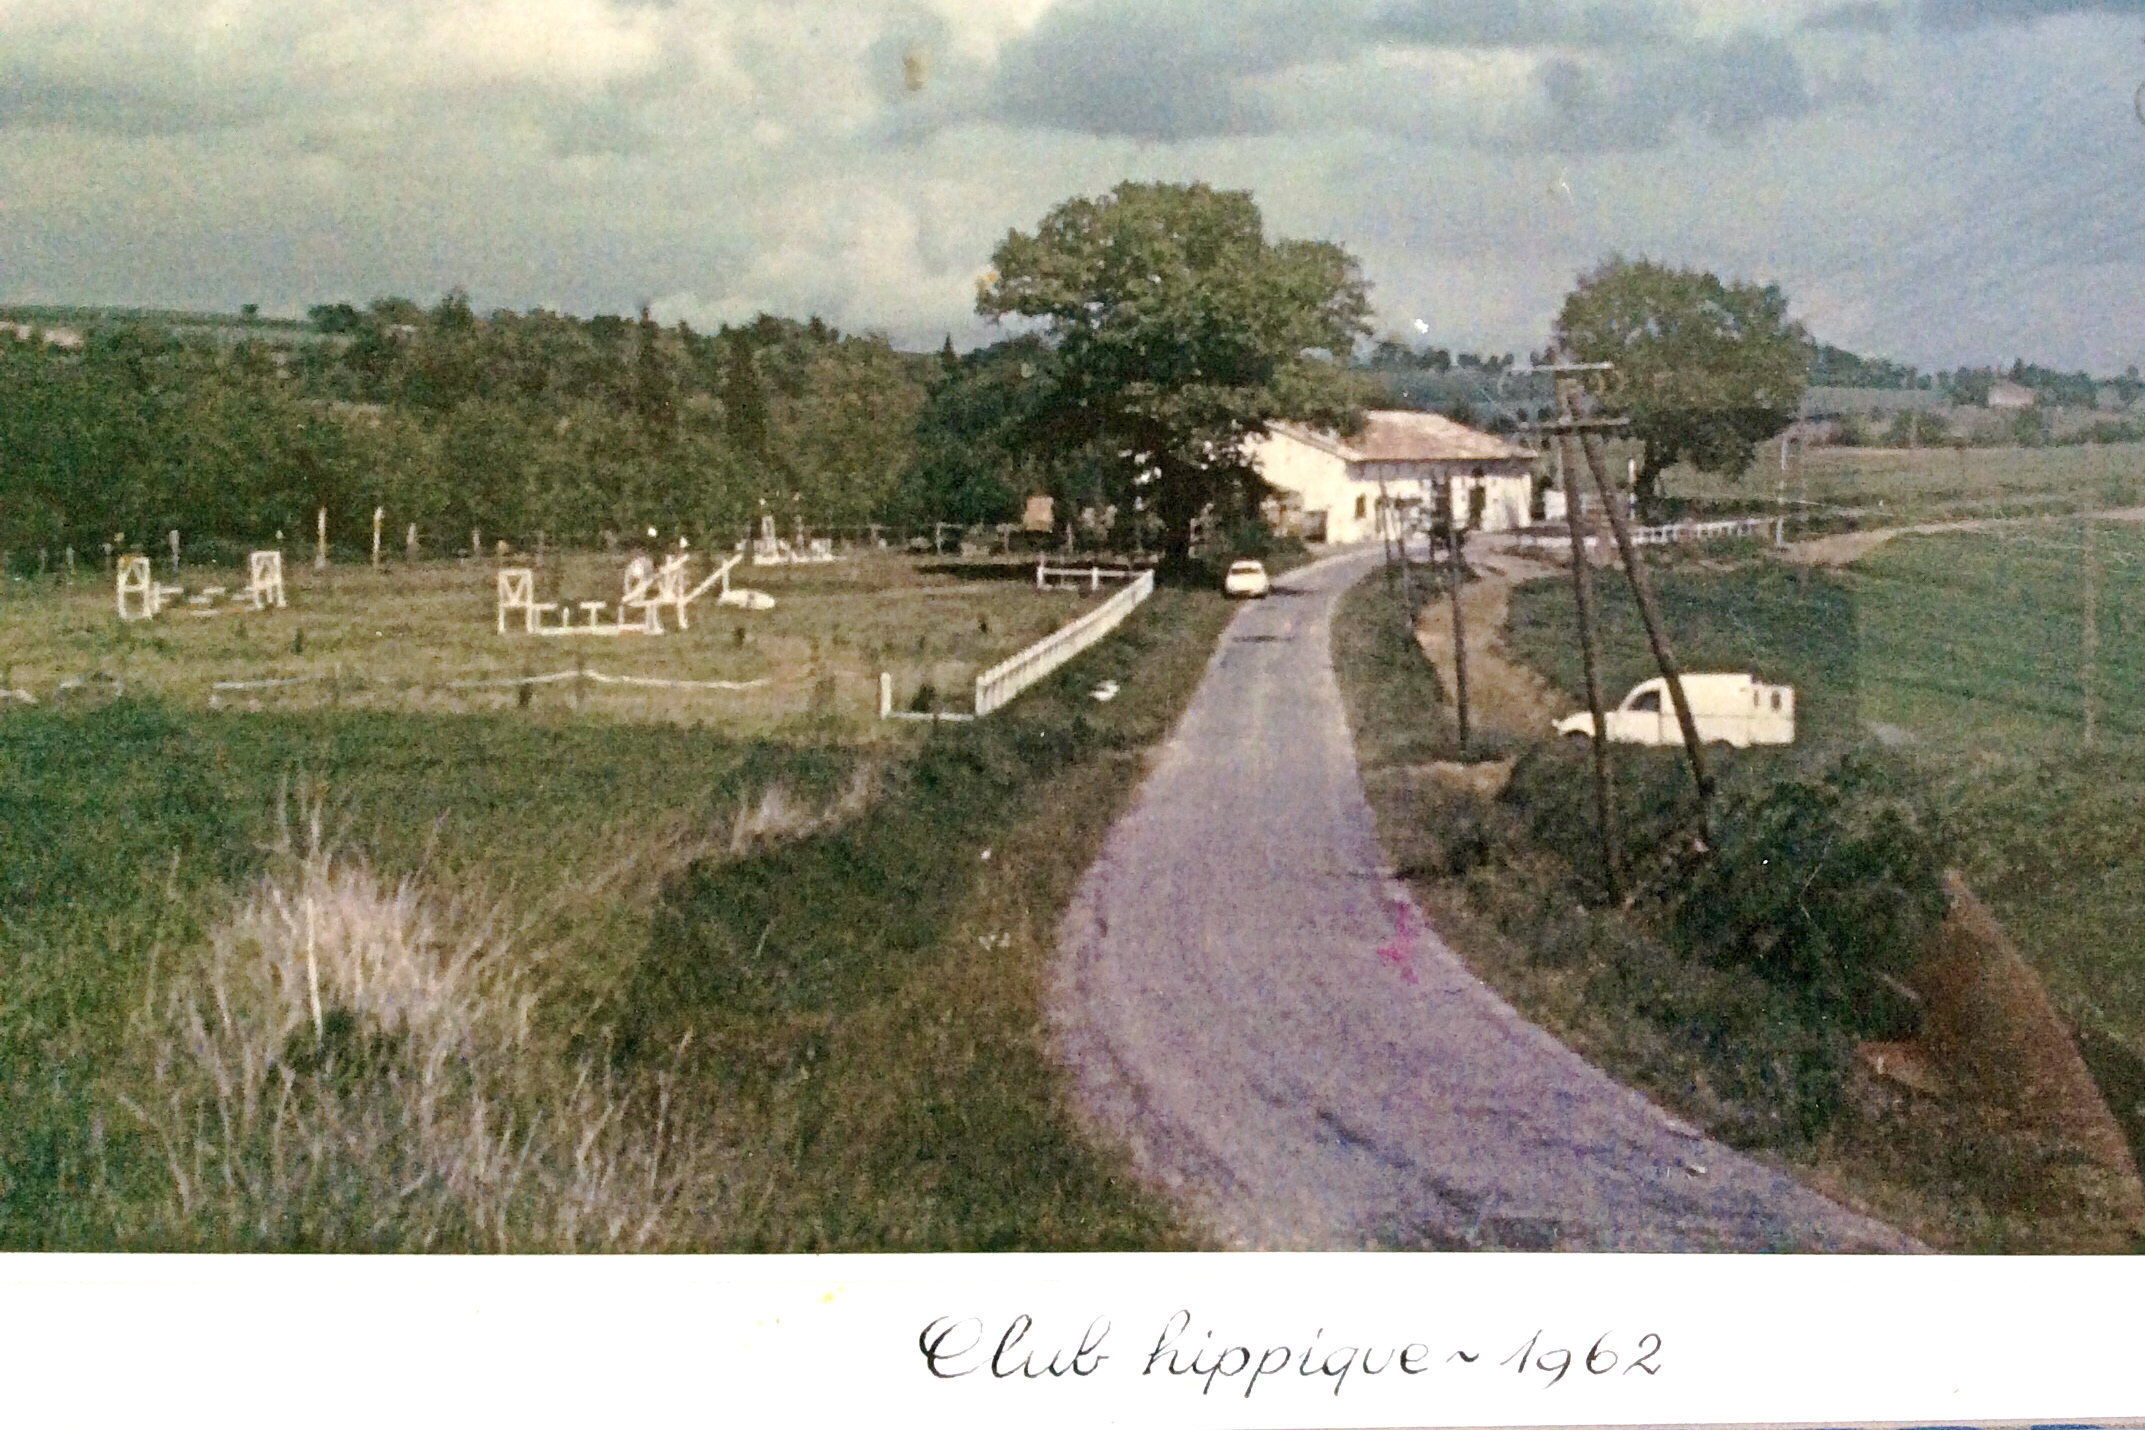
[1554,674,1795,748]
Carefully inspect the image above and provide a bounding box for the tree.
[1553,257,1812,514]
[976,180,1374,560]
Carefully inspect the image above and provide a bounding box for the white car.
[1222,559,1271,598]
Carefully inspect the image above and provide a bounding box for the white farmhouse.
[1249,411,1537,544]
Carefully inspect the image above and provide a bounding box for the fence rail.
[966,569,1157,717]
[1514,517,1781,553]
[1035,560,1147,591]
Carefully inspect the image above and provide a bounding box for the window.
[1629,690,1663,713]
[1354,494,1367,520]
[1771,691,1782,711]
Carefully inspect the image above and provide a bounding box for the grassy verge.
[0,586,1228,1249]
[1336,556,2145,1252]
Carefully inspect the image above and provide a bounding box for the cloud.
[1373,0,1680,49]
[1916,0,2145,26]
[975,0,1362,139]
[1802,2,1898,30]
[1530,30,1817,149]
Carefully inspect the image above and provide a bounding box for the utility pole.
[1376,471,1414,632]
[2083,511,2100,750]
[1445,484,1471,757]
[1532,369,1624,899]
[1578,429,1715,828]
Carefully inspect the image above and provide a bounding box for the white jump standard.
[116,555,183,621]
[497,552,773,637]
[118,548,288,621]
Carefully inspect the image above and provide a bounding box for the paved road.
[1051,547,1921,1251]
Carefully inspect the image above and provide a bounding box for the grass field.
[0,549,1101,734]
[1649,438,2145,523]
[1504,528,2145,1105]
[0,553,1224,1249]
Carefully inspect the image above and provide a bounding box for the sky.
[2,0,2142,371]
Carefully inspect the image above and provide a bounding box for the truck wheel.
[1564,731,1592,752]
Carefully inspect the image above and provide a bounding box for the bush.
[1670,749,1947,1034]
[1500,741,1697,900]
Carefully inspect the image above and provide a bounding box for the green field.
[1635,439,2145,523]
[0,550,1093,734]
[0,558,1221,1249]
[1505,527,2145,1056]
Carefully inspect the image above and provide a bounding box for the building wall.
[1250,431,1369,541]
[1442,471,1533,533]
[1253,433,1535,541]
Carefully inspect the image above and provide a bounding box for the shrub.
[1670,750,1947,1034]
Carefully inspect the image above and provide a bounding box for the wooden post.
[536,530,546,569]
[1445,494,1471,758]
[315,507,327,571]
[64,546,75,583]
[168,529,180,573]
[2083,512,2099,750]
[406,523,419,563]
[471,527,481,560]
[1579,432,1714,820]
[1558,429,1620,900]
[371,507,383,569]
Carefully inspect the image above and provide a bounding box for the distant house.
[1021,494,1055,534]
[1249,411,1536,544]
[1986,379,2037,410]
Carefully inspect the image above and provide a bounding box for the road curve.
[1051,547,1920,1251]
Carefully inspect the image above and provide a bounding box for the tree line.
[0,301,937,561]
[28,179,2094,560]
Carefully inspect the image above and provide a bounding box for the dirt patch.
[1780,505,2145,568]
[1411,548,1567,744]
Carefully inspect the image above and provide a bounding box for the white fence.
[972,569,1157,717]
[1036,560,1146,591]
[1515,517,1781,553]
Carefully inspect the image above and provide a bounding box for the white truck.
[1554,673,1795,748]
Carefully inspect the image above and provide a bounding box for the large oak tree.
[1554,257,1812,515]
[977,181,1374,559]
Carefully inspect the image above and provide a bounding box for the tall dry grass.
[119,799,711,1251]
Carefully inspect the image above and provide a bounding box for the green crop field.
[0,549,1096,735]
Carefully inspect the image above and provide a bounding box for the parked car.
[1222,559,1271,598]
[1554,674,1795,748]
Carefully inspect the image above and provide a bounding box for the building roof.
[1271,410,1534,464]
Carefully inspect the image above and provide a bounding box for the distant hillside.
[0,304,319,345]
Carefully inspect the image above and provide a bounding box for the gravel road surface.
[1051,547,1921,1251]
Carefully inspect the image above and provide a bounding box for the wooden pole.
[315,507,327,571]
[406,523,419,563]
[2083,512,2099,750]
[168,529,180,573]
[1578,432,1714,823]
[1445,489,1471,758]
[1558,431,1620,899]
[372,507,383,569]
